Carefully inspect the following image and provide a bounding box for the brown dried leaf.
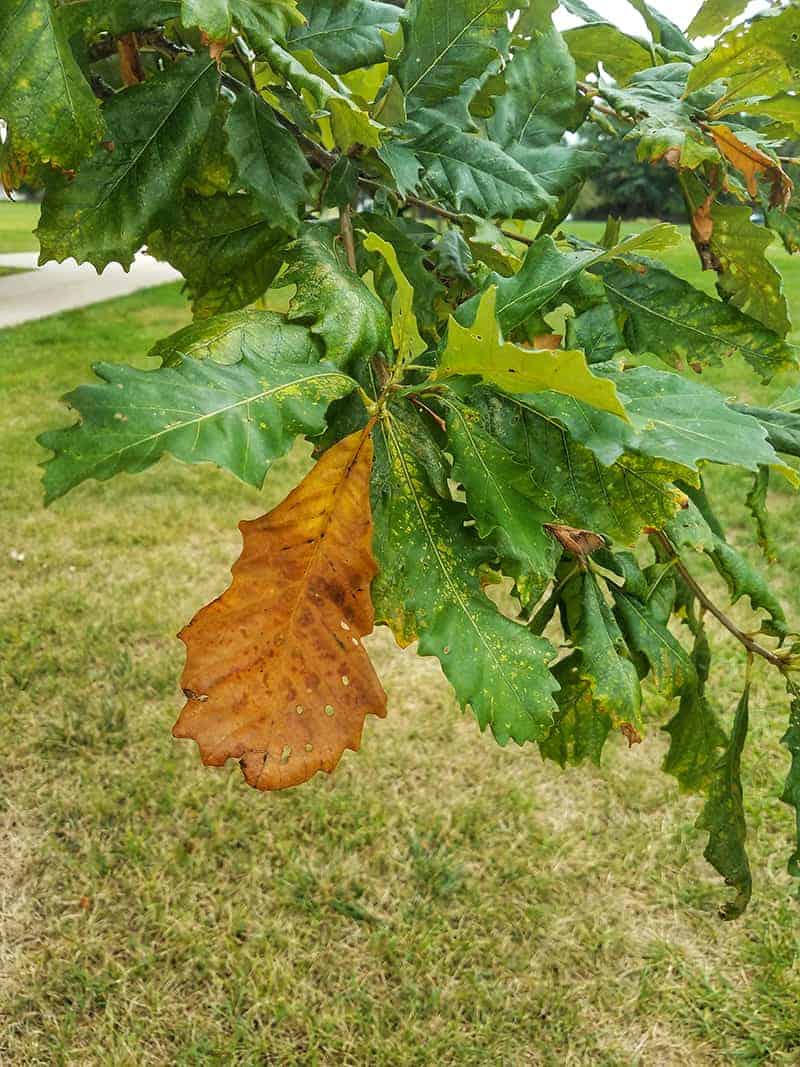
[116,33,144,86]
[544,523,605,558]
[710,124,793,207]
[533,334,563,350]
[174,425,387,790]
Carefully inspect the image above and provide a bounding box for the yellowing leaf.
[436,287,627,418]
[710,125,793,208]
[361,231,426,365]
[174,425,386,790]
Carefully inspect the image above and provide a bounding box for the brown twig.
[652,530,791,670]
[275,120,538,248]
[339,204,357,271]
[357,175,535,246]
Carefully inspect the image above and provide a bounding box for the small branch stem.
[653,530,790,670]
[349,175,536,246]
[339,204,357,271]
[577,81,630,121]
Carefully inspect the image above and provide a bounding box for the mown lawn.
[1,212,800,1065]
[0,200,40,253]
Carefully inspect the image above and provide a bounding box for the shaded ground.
[1,218,799,1064]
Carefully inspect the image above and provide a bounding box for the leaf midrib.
[91,59,216,215]
[405,0,501,98]
[386,415,536,722]
[71,366,351,475]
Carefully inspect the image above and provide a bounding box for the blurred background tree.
[572,121,686,220]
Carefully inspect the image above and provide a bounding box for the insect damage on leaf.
[174,425,387,790]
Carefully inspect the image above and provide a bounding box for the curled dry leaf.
[174,424,387,790]
[709,125,793,208]
[544,523,605,558]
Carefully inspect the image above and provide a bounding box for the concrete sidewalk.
[0,252,181,330]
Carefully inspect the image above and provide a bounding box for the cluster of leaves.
[5,0,800,917]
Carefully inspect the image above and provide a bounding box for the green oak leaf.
[593,257,800,382]
[357,211,443,330]
[38,56,219,271]
[375,142,422,198]
[688,5,800,101]
[57,0,181,37]
[708,204,791,338]
[599,64,718,167]
[484,23,603,209]
[565,303,625,364]
[467,387,687,544]
[733,403,800,459]
[576,572,642,732]
[745,465,774,562]
[663,627,727,793]
[457,235,601,335]
[487,23,583,152]
[665,497,719,553]
[406,120,556,220]
[696,684,752,920]
[707,537,788,641]
[181,0,303,47]
[563,23,652,85]
[538,653,612,768]
[0,0,104,173]
[184,97,236,197]
[148,308,297,366]
[526,144,606,223]
[361,231,426,365]
[147,192,287,319]
[39,312,356,502]
[718,92,800,134]
[392,0,513,115]
[782,693,800,881]
[282,226,393,367]
[611,561,695,699]
[687,0,749,37]
[263,39,382,149]
[181,0,231,37]
[521,364,785,473]
[626,0,696,55]
[437,287,627,417]
[290,0,400,73]
[225,89,311,233]
[442,394,559,606]
[371,403,559,745]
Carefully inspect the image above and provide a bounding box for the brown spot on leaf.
[621,723,643,747]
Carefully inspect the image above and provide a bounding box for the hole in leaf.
[325,704,335,716]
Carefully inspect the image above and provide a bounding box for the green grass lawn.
[2,218,800,1064]
[0,200,40,253]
